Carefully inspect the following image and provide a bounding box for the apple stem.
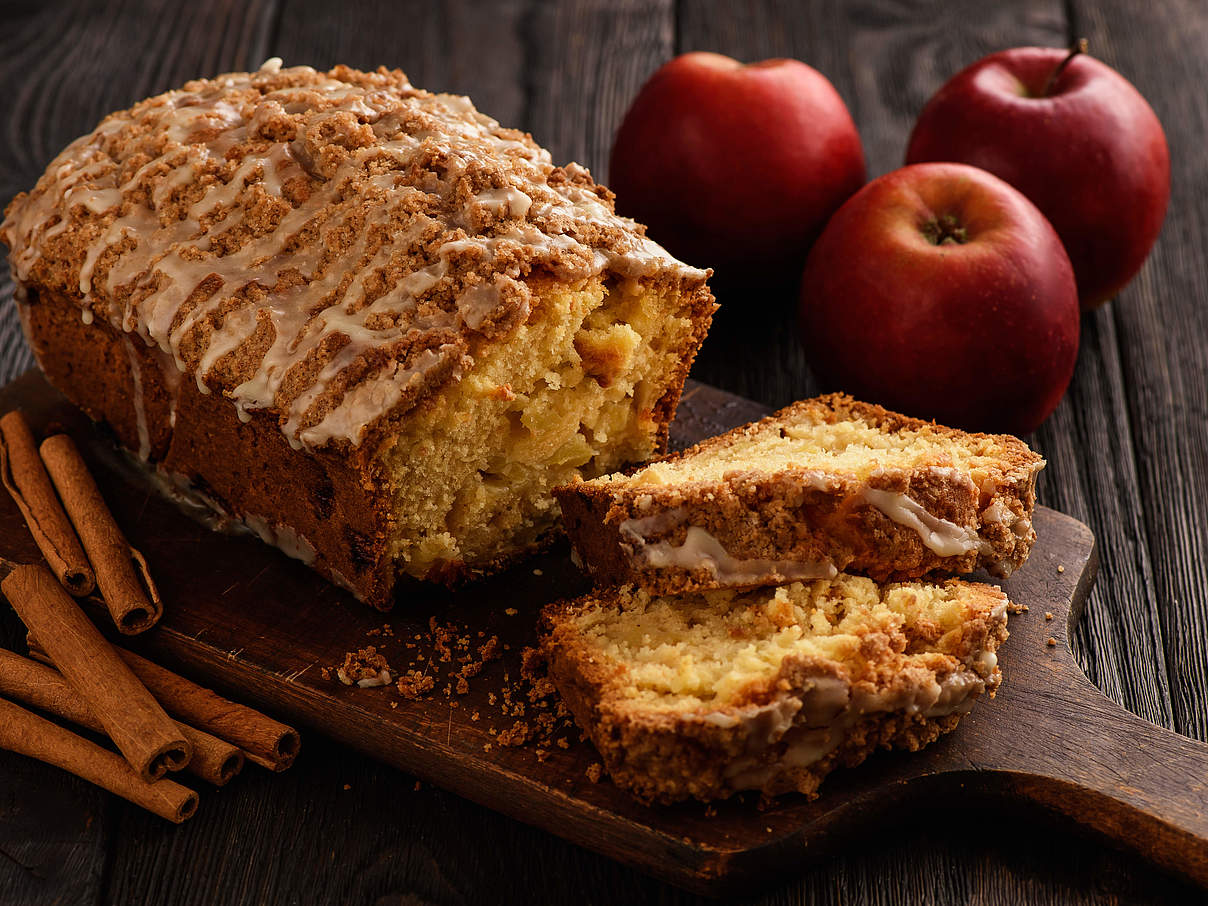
[922,215,968,246]
[1041,38,1088,97]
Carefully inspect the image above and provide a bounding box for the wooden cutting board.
[1,370,1206,897]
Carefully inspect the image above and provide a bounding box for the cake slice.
[555,394,1043,595]
[0,61,715,608]
[541,573,1008,803]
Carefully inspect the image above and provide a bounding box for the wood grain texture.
[272,0,527,129]
[1071,0,1208,745]
[0,0,1206,902]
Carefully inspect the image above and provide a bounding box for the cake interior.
[378,273,703,579]
[566,574,993,712]
[617,407,1010,488]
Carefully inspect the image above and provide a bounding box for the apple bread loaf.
[0,61,715,609]
[555,394,1043,596]
[541,573,1009,803]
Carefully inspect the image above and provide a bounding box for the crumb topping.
[1,59,705,452]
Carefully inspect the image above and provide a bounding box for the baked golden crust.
[1,60,709,455]
[556,394,1044,595]
[541,576,1009,803]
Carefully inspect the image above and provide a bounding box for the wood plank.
[0,2,280,903]
[1031,311,1173,725]
[3,370,1207,899]
[272,0,528,129]
[0,757,110,906]
[1071,0,1208,744]
[527,0,674,176]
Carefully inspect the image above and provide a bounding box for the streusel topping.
[1,60,706,451]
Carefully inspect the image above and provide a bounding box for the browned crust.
[21,284,400,608]
[645,284,716,457]
[555,394,1044,594]
[541,579,1009,804]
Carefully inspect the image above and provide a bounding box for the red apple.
[609,52,865,285]
[905,44,1170,310]
[798,163,1079,436]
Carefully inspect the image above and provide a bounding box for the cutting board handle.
[997,657,1208,886]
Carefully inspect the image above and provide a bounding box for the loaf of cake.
[556,394,1043,596]
[0,61,715,608]
[541,573,1008,803]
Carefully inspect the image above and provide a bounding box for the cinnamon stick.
[0,411,94,596]
[0,649,243,786]
[0,695,197,823]
[28,636,300,771]
[39,433,162,634]
[3,563,190,781]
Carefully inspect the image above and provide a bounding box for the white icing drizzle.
[983,497,1033,540]
[721,667,993,792]
[860,487,992,558]
[621,523,837,585]
[974,649,999,675]
[121,336,152,461]
[0,63,704,452]
[243,514,317,565]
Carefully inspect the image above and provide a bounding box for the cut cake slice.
[555,394,1044,596]
[541,573,1009,803]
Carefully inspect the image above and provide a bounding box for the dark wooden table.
[1,1,1205,903]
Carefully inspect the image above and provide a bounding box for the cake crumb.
[333,646,394,687]
[585,763,603,783]
[505,607,518,616]
[342,784,351,791]
[498,720,530,747]
[1057,565,1065,573]
[1047,637,1057,647]
[532,569,543,576]
[397,670,436,699]
[478,636,500,662]
[1044,612,1054,621]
